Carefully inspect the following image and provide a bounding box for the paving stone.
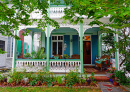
[98,82,127,92]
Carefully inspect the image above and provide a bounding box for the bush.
[10,69,25,84]
[7,78,13,83]
[57,76,63,84]
[115,70,129,85]
[0,75,3,82]
[66,70,79,87]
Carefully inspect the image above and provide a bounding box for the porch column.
[31,32,34,57]
[12,30,17,69]
[98,34,102,57]
[41,32,43,47]
[80,22,83,73]
[114,29,119,70]
[46,0,50,71]
[46,25,50,71]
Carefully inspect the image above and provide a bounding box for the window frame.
[7,37,14,58]
[51,35,63,57]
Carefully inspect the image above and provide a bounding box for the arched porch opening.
[83,27,100,65]
[49,27,79,59]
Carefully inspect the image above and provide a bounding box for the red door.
[83,41,91,64]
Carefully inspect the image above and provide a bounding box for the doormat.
[84,68,98,73]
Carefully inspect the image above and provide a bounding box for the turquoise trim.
[64,35,70,56]
[50,59,80,61]
[92,35,98,64]
[16,59,46,61]
[16,59,80,61]
[72,35,79,55]
[84,33,93,34]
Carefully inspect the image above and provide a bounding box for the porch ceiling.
[84,27,100,34]
[27,28,45,33]
[52,27,78,33]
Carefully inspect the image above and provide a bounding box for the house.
[12,1,119,73]
[0,33,14,68]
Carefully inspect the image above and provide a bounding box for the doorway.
[83,41,91,64]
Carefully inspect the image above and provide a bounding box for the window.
[83,36,91,41]
[7,37,14,57]
[0,40,5,51]
[51,36,63,56]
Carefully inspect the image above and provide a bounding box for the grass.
[0,87,101,92]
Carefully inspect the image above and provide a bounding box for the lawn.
[0,87,101,92]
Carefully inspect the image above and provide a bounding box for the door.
[83,41,91,64]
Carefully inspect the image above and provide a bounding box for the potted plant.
[110,74,115,84]
[63,54,69,59]
[54,56,59,59]
[106,67,116,78]
[31,47,46,59]
[23,53,31,59]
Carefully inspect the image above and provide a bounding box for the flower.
[106,67,116,73]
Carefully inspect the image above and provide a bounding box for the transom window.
[83,36,91,41]
[51,36,63,56]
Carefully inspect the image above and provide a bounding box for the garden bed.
[0,82,100,89]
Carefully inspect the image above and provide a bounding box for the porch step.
[94,76,110,82]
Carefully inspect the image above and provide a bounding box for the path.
[98,82,128,92]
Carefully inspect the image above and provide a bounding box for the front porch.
[14,25,102,73]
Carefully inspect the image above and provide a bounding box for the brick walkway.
[98,82,127,92]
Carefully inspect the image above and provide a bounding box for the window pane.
[52,36,54,40]
[0,40,5,51]
[58,36,60,40]
[54,36,57,40]
[58,42,62,55]
[83,36,90,40]
[61,36,63,40]
[53,42,57,55]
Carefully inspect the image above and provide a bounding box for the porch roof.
[52,27,78,33]
[27,28,45,33]
[84,27,100,34]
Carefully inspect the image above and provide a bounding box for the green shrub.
[31,47,46,59]
[10,69,25,84]
[57,76,62,84]
[0,75,3,81]
[115,70,129,85]
[91,72,96,84]
[29,79,37,86]
[66,70,79,87]
[7,78,13,83]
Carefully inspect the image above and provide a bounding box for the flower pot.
[106,73,113,78]
[110,79,113,84]
[113,81,117,86]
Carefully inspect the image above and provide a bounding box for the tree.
[58,0,130,67]
[0,0,60,39]
[0,0,60,54]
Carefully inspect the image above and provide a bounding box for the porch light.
[64,42,67,51]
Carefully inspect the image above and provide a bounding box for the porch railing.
[49,60,81,73]
[15,59,81,73]
[16,60,46,72]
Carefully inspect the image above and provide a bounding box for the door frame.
[83,35,92,65]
